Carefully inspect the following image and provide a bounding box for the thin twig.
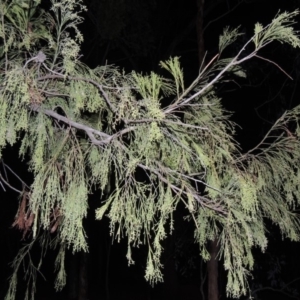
[255,54,293,80]
[165,23,277,114]
[0,173,23,193]
[31,106,110,143]
[1,161,31,189]
[234,113,286,163]
[0,159,8,181]
[203,0,244,33]
[137,163,227,215]
[125,118,209,130]
[165,53,219,113]
[0,180,6,191]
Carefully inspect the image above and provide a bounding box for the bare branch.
[30,106,111,144]
[137,163,227,215]
[0,173,23,194]
[164,22,278,114]
[1,160,30,190]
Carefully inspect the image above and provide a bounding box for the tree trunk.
[207,239,219,300]
[68,252,79,300]
[163,236,178,299]
[196,0,205,66]
[67,251,89,300]
[78,251,89,300]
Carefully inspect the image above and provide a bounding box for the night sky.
[1,1,300,299]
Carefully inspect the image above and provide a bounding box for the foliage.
[1,0,300,299]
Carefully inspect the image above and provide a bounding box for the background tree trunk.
[163,236,179,299]
[67,251,89,300]
[196,0,205,66]
[68,252,79,300]
[78,251,89,300]
[207,239,219,300]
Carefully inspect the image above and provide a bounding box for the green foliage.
[1,1,300,299]
[253,10,300,49]
[219,26,242,54]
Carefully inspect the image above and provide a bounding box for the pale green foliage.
[54,245,66,290]
[253,10,300,49]
[0,0,45,54]
[219,26,242,54]
[1,1,300,299]
[160,57,184,96]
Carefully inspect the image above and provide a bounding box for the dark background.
[1,0,300,299]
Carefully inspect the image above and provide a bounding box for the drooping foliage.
[1,1,300,299]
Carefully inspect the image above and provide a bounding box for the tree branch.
[30,106,111,144]
[38,69,117,113]
[255,54,293,80]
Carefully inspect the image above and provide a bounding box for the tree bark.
[207,239,219,300]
